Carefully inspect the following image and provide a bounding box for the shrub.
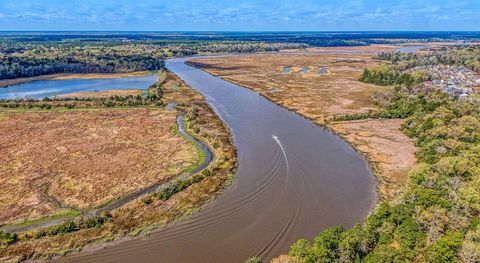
[46,221,78,236]
[0,231,17,245]
[289,239,310,258]
[142,196,153,205]
[245,257,262,263]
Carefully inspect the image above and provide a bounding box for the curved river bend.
[59,57,377,262]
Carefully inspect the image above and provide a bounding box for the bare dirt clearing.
[0,108,197,224]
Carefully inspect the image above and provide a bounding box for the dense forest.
[163,42,307,56]
[0,44,165,79]
[376,45,480,72]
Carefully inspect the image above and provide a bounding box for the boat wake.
[272,134,289,176]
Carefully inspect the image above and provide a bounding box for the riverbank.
[0,71,153,87]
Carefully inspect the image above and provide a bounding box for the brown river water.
[60,56,377,263]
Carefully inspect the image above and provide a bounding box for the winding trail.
[1,114,213,234]
[60,56,377,263]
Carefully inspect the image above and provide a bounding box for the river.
[0,74,158,100]
[58,57,377,262]
[394,45,429,53]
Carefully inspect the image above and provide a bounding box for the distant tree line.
[0,44,165,80]
[164,42,307,56]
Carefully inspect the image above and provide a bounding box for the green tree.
[425,232,463,263]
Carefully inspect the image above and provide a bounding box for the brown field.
[282,44,400,53]
[0,71,151,87]
[59,89,143,99]
[329,119,416,202]
[188,52,381,123]
[0,108,197,224]
[188,49,417,203]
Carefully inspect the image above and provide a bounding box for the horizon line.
[1,30,480,33]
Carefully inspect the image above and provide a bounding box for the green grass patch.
[7,210,81,228]
[129,227,143,237]
[177,116,208,174]
[46,248,75,257]
[172,84,181,92]
[184,142,206,174]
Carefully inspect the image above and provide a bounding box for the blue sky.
[0,0,479,31]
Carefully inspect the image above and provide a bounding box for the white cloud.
[0,0,478,30]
